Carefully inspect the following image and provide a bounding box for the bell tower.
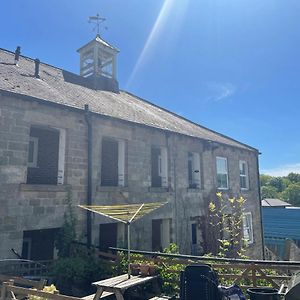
[77,14,119,92]
[78,34,119,79]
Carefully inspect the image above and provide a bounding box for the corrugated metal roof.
[262,198,291,207]
[262,207,300,240]
[0,48,257,151]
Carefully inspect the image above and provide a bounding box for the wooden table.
[92,274,159,300]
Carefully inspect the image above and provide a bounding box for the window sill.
[20,184,69,192]
[148,187,170,193]
[97,186,129,192]
[217,187,229,191]
[187,188,202,193]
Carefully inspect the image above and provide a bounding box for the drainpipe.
[84,104,92,248]
[256,152,265,259]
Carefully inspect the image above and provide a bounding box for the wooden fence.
[0,259,52,278]
[107,247,300,290]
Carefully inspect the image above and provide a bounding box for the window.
[101,138,125,187]
[151,146,168,188]
[239,160,249,190]
[243,212,254,244]
[28,137,38,168]
[188,152,201,188]
[216,157,228,189]
[152,218,171,251]
[27,126,65,185]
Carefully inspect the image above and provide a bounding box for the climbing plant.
[55,187,77,258]
[207,192,248,259]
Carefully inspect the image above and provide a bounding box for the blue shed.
[262,199,300,260]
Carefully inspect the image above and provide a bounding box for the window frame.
[239,160,249,190]
[188,152,201,189]
[242,212,254,244]
[28,136,39,168]
[101,137,126,187]
[216,156,229,190]
[151,146,168,188]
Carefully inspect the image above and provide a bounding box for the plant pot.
[247,288,279,300]
[140,264,150,276]
[130,263,140,276]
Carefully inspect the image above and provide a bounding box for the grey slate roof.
[0,48,257,151]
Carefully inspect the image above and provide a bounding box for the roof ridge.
[0,47,65,72]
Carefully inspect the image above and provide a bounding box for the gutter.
[84,104,92,248]
[256,153,265,259]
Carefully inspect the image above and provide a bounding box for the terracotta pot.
[140,264,150,276]
[130,263,140,276]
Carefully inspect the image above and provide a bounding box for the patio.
[1,248,300,299]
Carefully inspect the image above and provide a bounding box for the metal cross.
[88,13,106,35]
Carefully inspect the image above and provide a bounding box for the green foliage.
[52,255,114,294]
[269,177,287,193]
[260,174,273,187]
[260,172,300,206]
[55,188,77,258]
[29,285,58,300]
[157,244,183,296]
[208,193,248,259]
[261,185,279,199]
[282,183,300,206]
[287,172,300,183]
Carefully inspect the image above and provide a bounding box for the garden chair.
[179,264,222,300]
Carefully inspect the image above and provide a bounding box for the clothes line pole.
[127,222,131,279]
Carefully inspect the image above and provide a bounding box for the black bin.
[247,288,279,300]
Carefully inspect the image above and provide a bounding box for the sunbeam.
[126,0,190,89]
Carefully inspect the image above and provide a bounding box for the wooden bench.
[149,296,175,300]
[0,275,46,289]
[81,292,114,300]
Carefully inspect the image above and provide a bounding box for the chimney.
[34,58,40,78]
[14,46,21,66]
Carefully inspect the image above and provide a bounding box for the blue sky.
[1,0,300,176]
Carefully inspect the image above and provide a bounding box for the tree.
[282,183,300,206]
[260,174,272,187]
[269,177,286,193]
[207,192,247,258]
[261,185,278,199]
[287,173,300,184]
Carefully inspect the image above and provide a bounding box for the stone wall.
[0,93,263,259]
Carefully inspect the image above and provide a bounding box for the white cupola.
[77,34,119,92]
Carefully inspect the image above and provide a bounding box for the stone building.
[0,35,263,260]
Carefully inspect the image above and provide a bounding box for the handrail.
[110,247,300,266]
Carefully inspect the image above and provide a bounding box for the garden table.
[92,274,159,300]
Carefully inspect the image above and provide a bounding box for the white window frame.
[188,152,201,188]
[118,139,125,187]
[243,212,254,244]
[160,147,168,188]
[239,160,249,190]
[28,137,39,168]
[57,128,66,185]
[216,156,229,190]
